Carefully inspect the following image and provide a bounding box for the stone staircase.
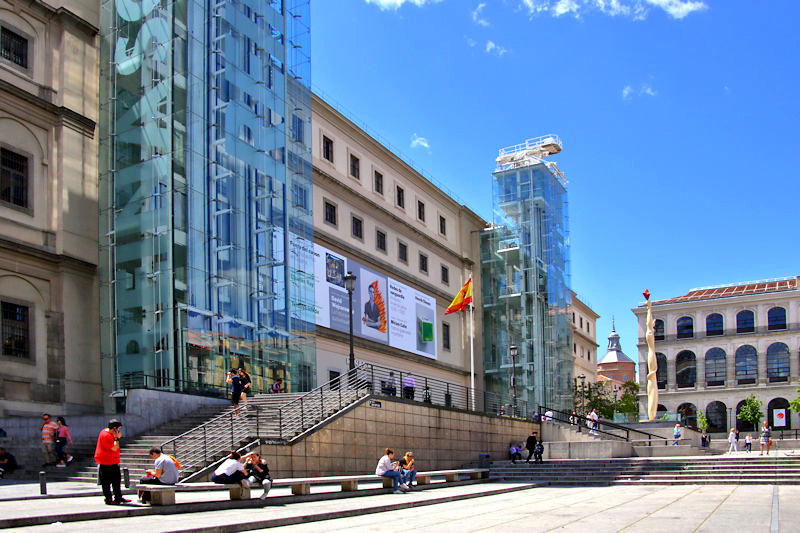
[490,456,800,485]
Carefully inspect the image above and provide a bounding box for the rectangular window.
[579,317,583,328]
[0,27,28,69]
[398,241,408,263]
[442,322,451,351]
[419,253,428,274]
[322,136,334,162]
[573,343,577,354]
[417,200,425,222]
[439,215,446,235]
[0,148,28,208]
[291,183,307,210]
[441,265,449,285]
[1,301,29,358]
[351,215,363,239]
[374,171,383,195]
[349,154,360,179]
[323,200,337,226]
[376,230,386,252]
[396,186,405,208]
[587,323,590,334]
[291,114,304,143]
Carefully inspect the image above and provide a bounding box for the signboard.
[368,400,382,408]
[773,408,787,428]
[312,242,438,359]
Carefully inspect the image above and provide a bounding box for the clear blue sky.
[310,0,800,365]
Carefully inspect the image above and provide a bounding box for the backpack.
[167,454,182,469]
[534,443,544,454]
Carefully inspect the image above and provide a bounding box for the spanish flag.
[445,277,473,314]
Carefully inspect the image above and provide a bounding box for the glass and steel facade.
[99,0,314,405]
[480,142,572,411]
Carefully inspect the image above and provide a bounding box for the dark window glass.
[419,253,428,274]
[374,171,383,194]
[439,215,446,235]
[376,230,386,251]
[654,319,665,341]
[676,350,696,388]
[322,136,334,162]
[396,186,404,208]
[705,313,723,336]
[349,154,360,179]
[1,301,29,358]
[676,316,694,339]
[736,310,754,333]
[579,317,583,328]
[704,347,726,386]
[398,241,407,262]
[767,342,790,382]
[573,343,577,354]
[323,201,336,225]
[677,403,697,428]
[768,398,791,430]
[291,114,303,143]
[291,183,307,210]
[736,400,755,432]
[768,307,787,331]
[417,200,425,221]
[441,265,449,285]
[1,148,29,208]
[656,352,667,389]
[1,27,28,68]
[735,344,757,384]
[706,401,727,432]
[351,215,363,239]
[442,322,451,351]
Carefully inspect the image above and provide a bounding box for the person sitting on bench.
[138,448,179,503]
[211,451,248,486]
[243,452,272,500]
[376,448,408,494]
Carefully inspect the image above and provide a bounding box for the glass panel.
[768,307,787,331]
[736,310,754,333]
[735,345,757,384]
[676,351,696,388]
[677,316,693,339]
[705,313,723,336]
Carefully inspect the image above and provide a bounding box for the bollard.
[478,453,490,469]
[123,467,130,488]
[39,471,47,495]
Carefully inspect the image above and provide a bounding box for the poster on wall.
[773,408,787,428]
[311,242,437,359]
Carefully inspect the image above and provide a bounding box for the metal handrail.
[539,405,674,446]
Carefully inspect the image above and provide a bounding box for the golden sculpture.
[644,289,658,421]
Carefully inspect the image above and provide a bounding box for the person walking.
[727,428,738,453]
[589,409,599,435]
[39,414,59,466]
[54,417,74,467]
[759,422,772,455]
[95,419,129,505]
[226,369,243,414]
[238,368,251,406]
[533,440,544,464]
[672,424,682,446]
[525,430,538,463]
[270,377,284,394]
[745,433,753,453]
[509,443,522,464]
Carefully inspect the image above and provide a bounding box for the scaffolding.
[480,135,573,411]
[99,0,315,408]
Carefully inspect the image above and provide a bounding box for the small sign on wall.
[368,400,382,408]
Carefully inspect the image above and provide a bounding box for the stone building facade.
[632,277,800,433]
[570,291,599,383]
[0,1,99,416]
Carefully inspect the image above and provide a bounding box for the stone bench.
[137,468,488,505]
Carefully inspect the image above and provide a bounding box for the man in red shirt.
[94,419,129,504]
[39,414,58,466]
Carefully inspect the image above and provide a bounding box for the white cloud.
[622,85,633,100]
[365,0,442,10]
[410,133,430,150]
[641,84,656,96]
[622,83,657,100]
[521,0,707,20]
[472,3,490,25]
[465,35,477,47]
[485,40,508,55]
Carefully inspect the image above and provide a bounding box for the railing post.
[339,381,342,410]
[371,364,375,394]
[256,406,260,437]
[279,409,283,441]
[204,425,208,466]
[320,386,324,421]
[300,397,304,429]
[230,412,234,450]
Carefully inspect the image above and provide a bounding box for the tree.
[788,379,800,414]
[615,381,640,416]
[696,409,710,432]
[737,394,764,430]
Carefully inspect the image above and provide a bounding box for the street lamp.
[578,374,586,415]
[509,345,518,417]
[613,386,619,418]
[343,271,357,371]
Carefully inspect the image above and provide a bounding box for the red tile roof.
[651,277,798,305]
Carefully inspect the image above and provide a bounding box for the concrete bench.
[137,468,488,505]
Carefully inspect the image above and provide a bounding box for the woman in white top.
[211,451,247,485]
[376,448,407,494]
[727,428,738,453]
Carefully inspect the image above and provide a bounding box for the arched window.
[654,319,665,341]
[735,345,758,384]
[656,353,667,390]
[705,313,723,336]
[706,401,727,432]
[768,307,787,331]
[768,398,791,430]
[705,347,727,386]
[657,404,667,418]
[677,316,694,339]
[677,403,697,428]
[736,400,754,432]
[736,310,755,333]
[676,350,696,388]
[767,342,790,383]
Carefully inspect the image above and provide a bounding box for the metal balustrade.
[538,405,676,446]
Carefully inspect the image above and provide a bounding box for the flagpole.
[469,276,475,411]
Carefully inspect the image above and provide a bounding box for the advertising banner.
[773,408,787,428]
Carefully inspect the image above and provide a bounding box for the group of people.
[40,413,74,467]
[379,372,420,400]
[375,448,416,494]
[509,430,544,464]
[210,451,272,499]
[727,421,773,455]
[226,368,284,410]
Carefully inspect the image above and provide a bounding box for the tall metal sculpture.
[644,289,658,421]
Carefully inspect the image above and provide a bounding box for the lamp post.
[578,374,586,415]
[613,386,619,419]
[509,345,518,417]
[343,271,357,371]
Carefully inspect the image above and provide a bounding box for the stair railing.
[538,405,671,446]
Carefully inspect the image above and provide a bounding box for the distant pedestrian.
[701,431,708,448]
[39,413,59,466]
[55,416,74,467]
[0,447,17,478]
[533,441,544,464]
[95,419,129,505]
[238,368,251,406]
[590,409,599,435]
[735,428,740,445]
[525,430,538,463]
[226,369,243,412]
[745,433,753,453]
[271,377,284,394]
[728,428,738,453]
[509,443,522,464]
[383,372,397,396]
[672,424,682,446]
[760,422,772,455]
[402,374,416,400]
